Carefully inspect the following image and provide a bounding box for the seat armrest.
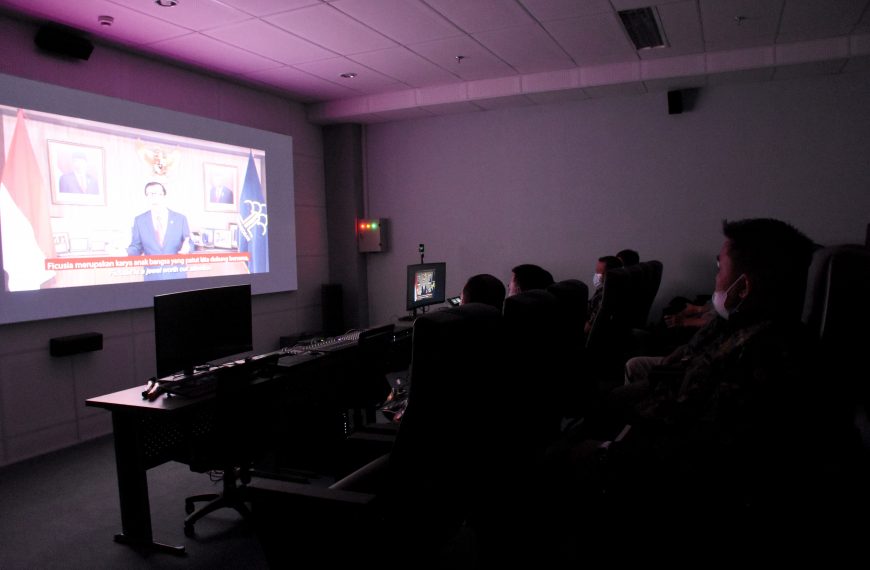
[247,476,375,507]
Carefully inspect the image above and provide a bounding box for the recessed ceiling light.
[340,72,357,79]
[155,0,178,7]
[97,15,114,26]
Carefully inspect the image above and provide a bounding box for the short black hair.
[598,256,623,271]
[144,181,166,196]
[511,264,554,293]
[462,274,506,311]
[616,249,639,266]
[722,218,815,317]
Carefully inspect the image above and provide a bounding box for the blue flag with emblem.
[238,151,268,273]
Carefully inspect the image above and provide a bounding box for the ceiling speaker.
[35,26,94,60]
[667,90,683,115]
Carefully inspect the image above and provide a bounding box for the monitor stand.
[397,308,418,322]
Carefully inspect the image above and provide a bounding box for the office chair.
[246,303,506,567]
[502,289,564,450]
[343,323,395,430]
[546,279,593,419]
[802,244,870,451]
[584,266,637,393]
[182,365,266,537]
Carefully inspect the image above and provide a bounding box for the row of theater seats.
[244,264,669,567]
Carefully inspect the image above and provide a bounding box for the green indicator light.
[371,222,378,229]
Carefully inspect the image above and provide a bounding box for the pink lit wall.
[363,71,870,324]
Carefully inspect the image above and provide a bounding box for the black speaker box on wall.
[667,90,683,115]
[50,332,103,357]
[35,26,94,60]
[321,283,344,337]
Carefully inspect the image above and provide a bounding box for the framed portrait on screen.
[203,163,238,213]
[47,140,106,206]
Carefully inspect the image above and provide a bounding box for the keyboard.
[303,330,361,352]
[163,375,218,398]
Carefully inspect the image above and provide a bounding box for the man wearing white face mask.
[584,255,623,335]
[561,219,827,532]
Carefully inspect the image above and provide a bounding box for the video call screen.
[0,72,297,324]
[0,104,268,291]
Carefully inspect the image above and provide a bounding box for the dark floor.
[0,435,269,569]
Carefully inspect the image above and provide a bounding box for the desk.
[85,354,329,554]
[87,385,208,553]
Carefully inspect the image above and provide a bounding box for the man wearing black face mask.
[550,219,839,548]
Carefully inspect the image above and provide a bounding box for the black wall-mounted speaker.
[321,283,344,337]
[50,332,103,357]
[35,26,94,61]
[667,90,683,115]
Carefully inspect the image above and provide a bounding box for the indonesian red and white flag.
[0,109,56,291]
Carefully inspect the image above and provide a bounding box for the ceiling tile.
[219,0,321,17]
[149,33,282,75]
[294,56,403,93]
[409,35,517,80]
[700,0,783,51]
[543,12,638,65]
[108,0,249,31]
[472,24,576,73]
[246,66,359,102]
[610,0,687,9]
[519,0,613,21]
[266,3,396,54]
[424,0,534,33]
[349,47,458,87]
[640,0,704,59]
[332,0,462,45]
[778,0,869,42]
[204,20,335,65]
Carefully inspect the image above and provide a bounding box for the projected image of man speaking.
[127,181,191,281]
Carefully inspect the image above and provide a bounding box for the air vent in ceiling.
[618,7,667,51]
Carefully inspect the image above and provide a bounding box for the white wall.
[363,71,870,325]
[0,15,327,467]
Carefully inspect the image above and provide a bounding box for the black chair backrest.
[585,267,632,351]
[349,323,395,410]
[387,303,503,524]
[547,278,589,331]
[502,289,563,448]
[546,279,593,417]
[636,260,663,328]
[804,245,870,349]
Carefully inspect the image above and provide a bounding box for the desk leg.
[111,412,185,555]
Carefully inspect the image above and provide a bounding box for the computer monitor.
[406,262,446,314]
[154,284,253,378]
